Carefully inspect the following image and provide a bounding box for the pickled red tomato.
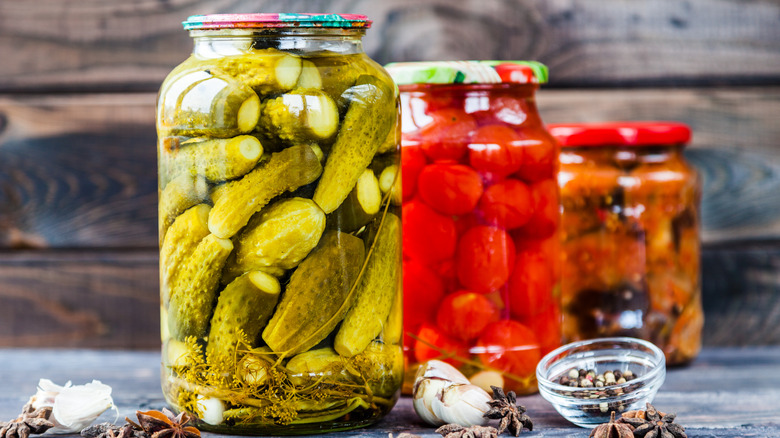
[476,320,541,377]
[515,178,559,238]
[514,233,561,280]
[518,303,561,355]
[418,163,484,215]
[403,199,457,263]
[401,143,427,200]
[516,134,556,183]
[456,226,516,294]
[414,323,471,367]
[432,259,459,292]
[507,248,554,318]
[418,108,477,161]
[468,125,525,177]
[454,212,482,237]
[478,179,533,229]
[437,290,501,341]
[403,260,445,332]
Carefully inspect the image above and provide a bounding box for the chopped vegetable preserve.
[157,14,401,434]
[551,122,702,365]
[386,61,560,395]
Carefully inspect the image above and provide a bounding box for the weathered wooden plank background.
[0,0,778,348]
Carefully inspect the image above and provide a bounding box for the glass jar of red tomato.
[550,122,702,365]
[386,61,560,394]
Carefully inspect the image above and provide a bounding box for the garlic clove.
[196,395,225,425]
[469,370,505,394]
[31,379,115,433]
[412,378,449,426]
[432,384,491,427]
[413,360,470,394]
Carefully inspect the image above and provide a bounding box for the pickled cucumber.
[257,88,339,143]
[378,164,402,206]
[160,204,211,305]
[358,341,403,398]
[158,68,260,138]
[286,348,348,386]
[159,173,209,241]
[327,168,382,232]
[162,135,263,186]
[381,278,404,345]
[313,75,396,214]
[213,50,302,95]
[306,54,362,108]
[334,213,401,357]
[376,108,400,154]
[208,144,323,239]
[168,234,234,341]
[206,271,281,368]
[262,231,365,356]
[229,197,326,275]
[296,60,323,89]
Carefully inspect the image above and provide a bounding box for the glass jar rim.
[183,13,372,30]
[549,121,691,148]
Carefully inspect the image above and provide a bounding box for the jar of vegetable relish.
[550,122,702,365]
[157,14,402,434]
[386,61,561,394]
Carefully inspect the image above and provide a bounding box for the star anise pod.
[81,423,147,438]
[134,409,200,438]
[436,424,499,438]
[0,402,54,438]
[619,403,687,438]
[589,412,633,438]
[482,386,533,436]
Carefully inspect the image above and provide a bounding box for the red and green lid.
[384,61,548,85]
[548,122,692,147]
[183,13,372,30]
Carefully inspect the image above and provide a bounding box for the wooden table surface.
[1,347,779,437]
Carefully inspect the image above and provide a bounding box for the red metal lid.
[548,122,691,147]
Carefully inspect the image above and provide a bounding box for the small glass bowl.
[536,337,666,428]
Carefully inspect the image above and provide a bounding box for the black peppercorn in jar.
[550,122,702,365]
[156,13,401,434]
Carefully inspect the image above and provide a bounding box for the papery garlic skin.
[30,379,115,433]
[412,360,492,427]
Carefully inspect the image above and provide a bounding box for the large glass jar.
[386,61,561,395]
[156,14,402,434]
[551,122,702,365]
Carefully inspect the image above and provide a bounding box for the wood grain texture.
[0,94,158,248]
[0,250,160,349]
[701,244,780,346]
[0,348,779,435]
[1,0,779,92]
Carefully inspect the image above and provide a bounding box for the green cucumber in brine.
[261,231,365,356]
[312,75,396,214]
[208,144,323,239]
[206,271,281,368]
[334,213,401,357]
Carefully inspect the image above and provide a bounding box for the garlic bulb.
[412,360,491,427]
[30,379,116,433]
